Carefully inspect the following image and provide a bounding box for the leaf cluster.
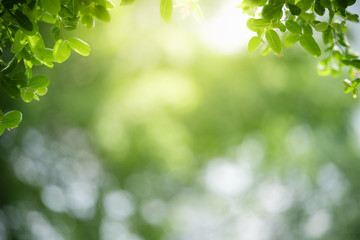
[0,0,119,135]
[240,0,360,98]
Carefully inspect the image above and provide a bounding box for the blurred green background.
[2,1,360,239]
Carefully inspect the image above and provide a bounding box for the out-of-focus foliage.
[1,2,360,240]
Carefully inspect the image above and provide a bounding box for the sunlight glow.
[198,1,252,55]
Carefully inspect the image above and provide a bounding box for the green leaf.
[11,30,27,53]
[246,18,270,32]
[303,25,313,36]
[262,3,283,20]
[28,75,49,89]
[12,10,33,32]
[248,36,262,53]
[44,48,55,62]
[287,3,301,15]
[67,38,91,56]
[283,33,299,47]
[120,0,135,6]
[353,88,358,98]
[51,27,61,41]
[343,59,360,70]
[265,30,281,54]
[53,39,71,63]
[347,14,359,22]
[299,35,321,57]
[20,88,35,103]
[1,57,18,74]
[320,0,331,8]
[296,0,313,11]
[315,22,329,32]
[314,0,325,15]
[160,0,173,23]
[285,20,301,34]
[0,110,22,129]
[27,33,46,60]
[0,73,20,98]
[36,87,48,96]
[94,5,111,22]
[13,72,28,87]
[41,0,61,15]
[81,15,94,29]
[0,110,4,118]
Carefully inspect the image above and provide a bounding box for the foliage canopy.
[0,0,359,135]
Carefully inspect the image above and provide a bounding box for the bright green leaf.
[0,110,22,129]
[285,20,302,34]
[11,30,27,53]
[27,33,46,60]
[315,22,329,32]
[67,38,91,56]
[265,30,282,54]
[160,0,173,23]
[36,87,48,96]
[248,36,263,53]
[20,88,35,103]
[28,75,49,89]
[53,39,71,63]
[299,35,321,57]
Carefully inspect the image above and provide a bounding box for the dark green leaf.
[12,10,33,31]
[343,59,360,70]
[1,57,18,74]
[314,0,325,15]
[160,0,173,23]
[347,13,359,22]
[265,30,281,54]
[287,3,301,15]
[320,0,331,8]
[0,73,20,98]
[299,35,321,57]
[13,72,28,87]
